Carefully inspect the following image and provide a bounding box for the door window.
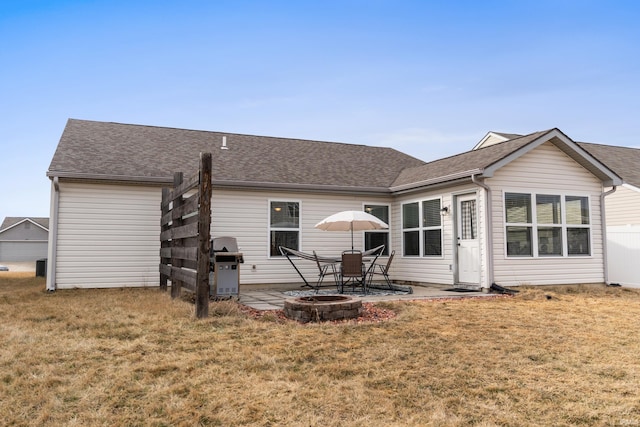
[460,199,477,240]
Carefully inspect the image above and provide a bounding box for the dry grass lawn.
[2,272,640,426]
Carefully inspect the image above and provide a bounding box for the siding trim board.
[623,183,640,193]
[389,170,482,194]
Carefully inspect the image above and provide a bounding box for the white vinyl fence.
[607,225,640,288]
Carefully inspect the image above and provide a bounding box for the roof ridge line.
[66,118,403,151]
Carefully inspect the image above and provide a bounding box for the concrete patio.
[239,283,498,311]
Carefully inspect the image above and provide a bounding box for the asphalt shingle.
[391,130,552,188]
[47,119,638,192]
[47,119,426,191]
[578,142,640,188]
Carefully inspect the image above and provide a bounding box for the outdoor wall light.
[440,206,449,215]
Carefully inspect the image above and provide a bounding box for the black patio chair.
[367,250,395,290]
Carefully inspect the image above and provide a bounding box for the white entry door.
[457,194,480,284]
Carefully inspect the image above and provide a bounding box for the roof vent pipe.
[221,136,228,150]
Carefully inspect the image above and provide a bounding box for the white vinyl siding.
[604,185,640,226]
[476,133,509,149]
[50,181,484,289]
[55,182,161,289]
[54,185,392,288]
[211,189,392,285]
[0,241,48,262]
[488,142,605,286]
[391,184,479,286]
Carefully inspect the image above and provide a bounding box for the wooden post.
[170,172,184,299]
[195,152,212,318]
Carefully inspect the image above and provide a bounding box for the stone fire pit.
[284,295,362,322]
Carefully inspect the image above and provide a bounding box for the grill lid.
[212,236,239,253]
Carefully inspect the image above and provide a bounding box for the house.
[476,131,640,287]
[0,217,49,262]
[45,119,623,291]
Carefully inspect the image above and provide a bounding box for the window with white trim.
[364,204,389,255]
[402,198,442,257]
[536,194,562,256]
[269,201,300,256]
[565,196,590,256]
[505,192,590,257]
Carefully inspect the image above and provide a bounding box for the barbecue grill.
[210,236,243,297]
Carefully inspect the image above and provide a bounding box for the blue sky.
[1,0,639,223]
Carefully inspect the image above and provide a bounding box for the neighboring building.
[0,217,49,262]
[577,143,640,226]
[579,142,640,287]
[46,119,623,291]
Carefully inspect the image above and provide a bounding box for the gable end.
[482,129,622,186]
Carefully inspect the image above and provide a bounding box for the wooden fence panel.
[159,153,212,318]
[159,187,171,291]
[170,172,185,299]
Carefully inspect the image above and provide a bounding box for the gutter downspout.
[46,177,59,291]
[471,174,492,291]
[601,186,617,285]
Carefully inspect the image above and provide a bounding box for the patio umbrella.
[314,210,388,250]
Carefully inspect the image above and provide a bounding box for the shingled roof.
[48,120,628,194]
[491,132,523,140]
[391,130,553,190]
[47,119,426,193]
[391,129,624,191]
[578,142,640,188]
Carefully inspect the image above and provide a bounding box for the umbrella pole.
[351,223,354,251]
